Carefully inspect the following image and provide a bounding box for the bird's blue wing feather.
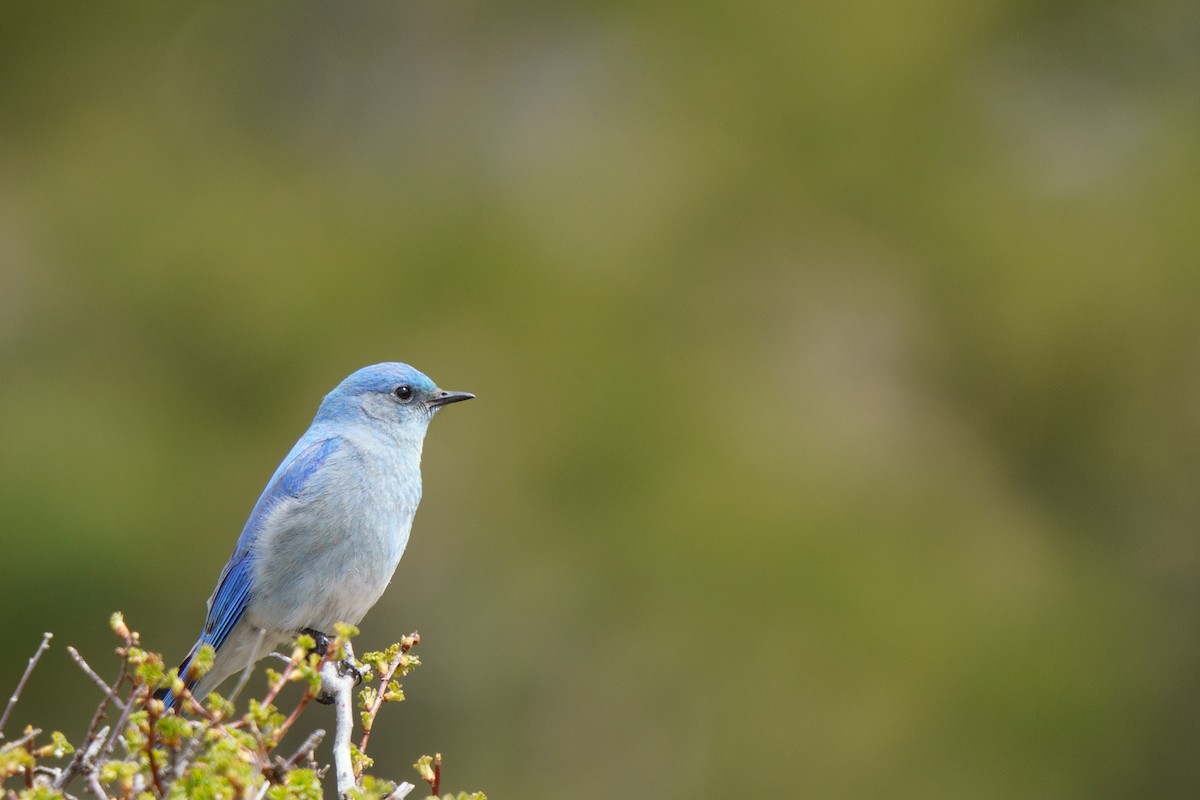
[204,554,253,653]
[203,435,343,647]
[163,436,343,708]
[230,434,344,558]
[179,437,344,672]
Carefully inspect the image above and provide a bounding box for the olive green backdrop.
[3,2,1199,798]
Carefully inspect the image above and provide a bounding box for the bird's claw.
[337,657,364,687]
[299,627,332,657]
[301,628,362,702]
[311,657,363,704]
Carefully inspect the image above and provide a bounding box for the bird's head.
[317,362,474,434]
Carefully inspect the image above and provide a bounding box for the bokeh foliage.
[3,2,1200,798]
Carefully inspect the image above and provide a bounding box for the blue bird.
[163,363,473,708]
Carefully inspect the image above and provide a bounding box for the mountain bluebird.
[163,363,473,708]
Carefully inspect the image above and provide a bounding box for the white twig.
[386,781,417,799]
[66,647,126,712]
[56,652,124,793]
[0,631,53,739]
[99,685,140,762]
[85,771,109,800]
[0,726,42,752]
[320,656,358,798]
[54,724,109,791]
[33,764,63,782]
[281,728,326,771]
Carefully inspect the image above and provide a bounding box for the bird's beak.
[426,389,475,409]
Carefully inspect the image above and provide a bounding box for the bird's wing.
[200,435,345,653]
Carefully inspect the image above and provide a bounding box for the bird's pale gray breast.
[250,433,422,634]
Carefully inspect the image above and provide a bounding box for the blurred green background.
[3,2,1200,798]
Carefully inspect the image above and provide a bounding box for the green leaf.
[31,730,74,759]
[188,644,216,679]
[350,742,373,774]
[0,747,34,779]
[266,768,323,800]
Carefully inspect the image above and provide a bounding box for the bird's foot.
[313,658,363,704]
[299,627,331,657]
[336,657,364,686]
[301,628,362,703]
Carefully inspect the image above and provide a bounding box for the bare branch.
[32,765,62,782]
[176,684,218,721]
[59,671,126,791]
[54,721,110,792]
[385,782,416,800]
[99,685,142,763]
[94,619,137,764]
[321,658,358,797]
[358,632,419,762]
[263,633,340,746]
[65,647,126,712]
[84,771,108,800]
[259,644,308,713]
[281,728,325,772]
[143,701,165,797]
[0,632,53,739]
[273,690,316,744]
[0,726,42,753]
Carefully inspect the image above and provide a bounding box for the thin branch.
[175,683,219,721]
[95,619,138,763]
[0,632,53,739]
[270,728,323,787]
[259,646,308,712]
[32,767,82,800]
[0,727,42,753]
[56,641,129,792]
[84,771,109,800]
[99,685,142,763]
[262,636,339,745]
[143,701,165,797]
[32,765,62,781]
[385,782,416,800]
[54,722,110,792]
[281,728,325,772]
[357,633,419,761]
[66,647,126,712]
[273,691,317,744]
[56,657,124,792]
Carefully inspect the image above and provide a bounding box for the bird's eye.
[394,384,414,402]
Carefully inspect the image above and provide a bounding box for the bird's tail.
[155,644,199,711]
